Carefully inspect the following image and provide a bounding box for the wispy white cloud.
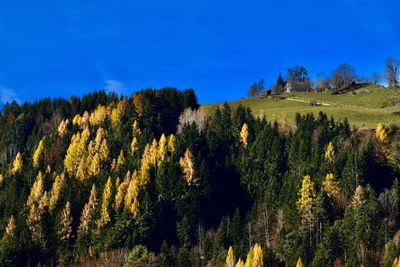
[0,86,19,104]
[104,80,127,95]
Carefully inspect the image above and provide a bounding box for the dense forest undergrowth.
[0,88,400,266]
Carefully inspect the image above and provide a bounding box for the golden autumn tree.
[132,120,141,136]
[27,172,45,207]
[149,139,159,166]
[296,257,303,267]
[89,104,108,126]
[240,123,249,148]
[11,152,23,175]
[242,243,264,267]
[78,184,98,237]
[48,173,65,212]
[297,175,315,227]
[33,138,45,168]
[132,92,143,118]
[85,128,110,178]
[138,139,159,185]
[59,201,73,243]
[117,150,125,170]
[179,148,197,186]
[252,243,263,267]
[4,215,16,238]
[376,123,389,144]
[125,171,140,215]
[114,171,131,213]
[226,246,235,267]
[130,120,141,154]
[322,173,340,198]
[110,98,127,128]
[324,142,335,162]
[168,134,176,155]
[244,245,254,267]
[158,134,167,164]
[97,177,113,229]
[64,128,90,177]
[236,259,245,267]
[27,191,48,241]
[244,244,263,267]
[393,257,400,267]
[58,119,69,137]
[72,114,81,126]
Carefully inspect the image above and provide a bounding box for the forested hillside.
[1,88,400,266]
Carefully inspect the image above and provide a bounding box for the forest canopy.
[0,88,399,266]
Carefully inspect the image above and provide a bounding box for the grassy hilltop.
[204,84,400,128]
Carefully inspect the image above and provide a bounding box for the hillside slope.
[204,84,400,128]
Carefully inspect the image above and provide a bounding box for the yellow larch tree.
[179,148,197,186]
[27,191,48,241]
[131,137,138,154]
[139,141,158,185]
[4,215,16,238]
[73,111,90,128]
[296,257,303,267]
[235,259,245,267]
[97,177,113,229]
[89,153,102,177]
[110,98,127,128]
[78,184,98,237]
[117,150,125,170]
[244,245,254,267]
[130,120,141,154]
[72,114,81,126]
[149,139,159,166]
[64,128,90,177]
[82,111,90,127]
[226,246,235,267]
[27,172,44,207]
[376,123,389,144]
[33,138,45,168]
[132,92,143,118]
[324,142,335,163]
[322,173,340,198]
[11,152,23,175]
[57,119,69,137]
[132,120,141,136]
[125,171,140,215]
[297,175,315,227]
[240,123,249,148]
[76,157,88,180]
[168,134,176,155]
[48,173,65,212]
[252,243,263,267]
[86,129,109,177]
[158,134,167,164]
[59,201,73,243]
[114,171,131,213]
[89,104,107,126]
[393,257,400,267]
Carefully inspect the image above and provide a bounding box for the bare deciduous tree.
[315,72,330,91]
[331,63,357,88]
[370,72,381,84]
[177,108,208,133]
[385,57,400,89]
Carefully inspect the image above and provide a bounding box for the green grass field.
[204,84,400,128]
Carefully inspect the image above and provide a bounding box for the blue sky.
[0,0,399,104]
